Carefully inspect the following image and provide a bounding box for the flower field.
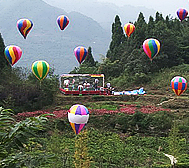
[15,104,171,121]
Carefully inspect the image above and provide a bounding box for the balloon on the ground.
[74,46,88,64]
[143,38,160,61]
[68,104,89,134]
[123,23,135,37]
[171,76,187,96]
[31,60,49,80]
[17,19,33,39]
[177,8,188,21]
[4,45,22,66]
[57,15,69,30]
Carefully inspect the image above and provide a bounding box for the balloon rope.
[39,80,42,89]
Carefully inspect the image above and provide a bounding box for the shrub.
[0,67,59,114]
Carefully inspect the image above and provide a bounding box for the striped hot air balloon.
[177,8,188,21]
[123,23,135,37]
[31,60,49,80]
[57,15,69,30]
[143,38,160,61]
[68,104,89,135]
[171,76,187,96]
[74,46,88,64]
[4,45,22,66]
[17,19,33,39]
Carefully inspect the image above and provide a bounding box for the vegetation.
[0,10,189,167]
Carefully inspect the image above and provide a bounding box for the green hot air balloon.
[32,60,49,80]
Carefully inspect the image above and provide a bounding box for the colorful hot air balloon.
[143,38,160,61]
[32,60,49,80]
[17,19,33,39]
[177,8,188,21]
[57,15,69,30]
[171,76,187,96]
[68,104,89,135]
[74,46,88,64]
[4,45,22,66]
[123,23,135,37]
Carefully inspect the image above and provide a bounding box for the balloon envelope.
[32,60,49,80]
[171,76,187,96]
[4,45,22,66]
[68,104,89,134]
[143,38,160,60]
[177,8,188,21]
[74,46,88,64]
[57,15,69,30]
[124,23,135,37]
[17,19,33,39]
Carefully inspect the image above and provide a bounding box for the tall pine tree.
[106,15,126,62]
[83,47,96,67]
[0,33,7,70]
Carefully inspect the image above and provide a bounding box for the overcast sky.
[97,0,189,17]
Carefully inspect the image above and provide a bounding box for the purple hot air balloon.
[68,104,89,134]
[177,8,188,21]
[57,15,69,30]
[74,46,88,64]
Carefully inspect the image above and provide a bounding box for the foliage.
[0,107,52,167]
[0,33,8,71]
[0,67,59,113]
[73,13,189,87]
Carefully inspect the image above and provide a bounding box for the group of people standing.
[63,78,113,94]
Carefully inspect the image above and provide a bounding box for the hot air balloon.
[74,46,88,64]
[17,19,33,39]
[177,8,188,21]
[57,15,69,30]
[31,60,49,80]
[4,45,22,66]
[143,38,160,61]
[68,104,89,135]
[171,76,187,96]
[123,23,135,37]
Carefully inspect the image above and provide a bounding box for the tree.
[133,12,147,48]
[0,33,8,71]
[106,15,126,62]
[83,47,96,67]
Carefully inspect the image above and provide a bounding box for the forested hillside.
[74,12,189,89]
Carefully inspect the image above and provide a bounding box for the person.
[106,82,111,95]
[83,81,87,91]
[72,78,75,90]
[64,78,70,88]
[94,78,99,91]
[107,82,111,89]
[78,84,84,92]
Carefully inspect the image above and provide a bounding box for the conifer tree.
[133,12,147,48]
[83,47,96,67]
[0,33,8,70]
[106,15,126,62]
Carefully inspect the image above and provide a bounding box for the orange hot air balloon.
[124,23,135,37]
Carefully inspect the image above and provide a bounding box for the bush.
[0,67,59,114]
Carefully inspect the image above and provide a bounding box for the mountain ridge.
[0,0,110,74]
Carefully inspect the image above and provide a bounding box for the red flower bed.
[15,110,68,121]
[15,104,171,121]
[140,105,171,114]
